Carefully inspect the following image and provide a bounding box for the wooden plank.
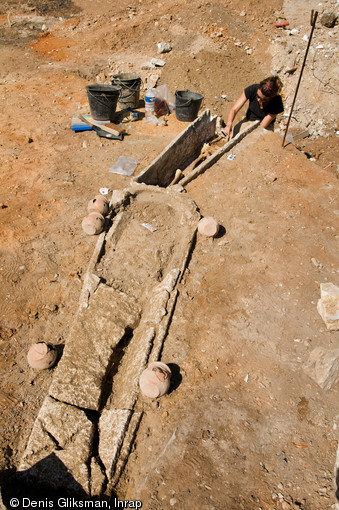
[78,115,125,136]
[180,121,259,186]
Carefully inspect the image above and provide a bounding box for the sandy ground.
[0,0,338,509]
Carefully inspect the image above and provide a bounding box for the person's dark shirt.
[244,84,284,122]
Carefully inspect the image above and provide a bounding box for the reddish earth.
[0,0,338,509]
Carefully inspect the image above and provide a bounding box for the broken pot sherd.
[27,342,58,370]
[87,195,110,216]
[82,212,105,235]
[198,216,219,237]
[139,361,172,398]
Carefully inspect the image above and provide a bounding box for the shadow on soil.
[167,363,183,394]
[0,453,117,510]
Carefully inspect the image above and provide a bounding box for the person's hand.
[222,124,231,137]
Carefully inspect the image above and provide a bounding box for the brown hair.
[259,75,283,98]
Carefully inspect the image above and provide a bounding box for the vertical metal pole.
[282,10,318,147]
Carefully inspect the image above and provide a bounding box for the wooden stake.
[282,10,318,147]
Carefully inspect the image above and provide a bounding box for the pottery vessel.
[27,342,57,370]
[82,212,105,235]
[87,195,109,216]
[139,361,172,398]
[198,216,219,237]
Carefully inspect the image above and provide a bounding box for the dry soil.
[0,0,338,509]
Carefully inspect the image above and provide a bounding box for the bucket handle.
[176,97,204,108]
[118,87,141,100]
[87,89,119,107]
[176,98,193,108]
[113,78,143,98]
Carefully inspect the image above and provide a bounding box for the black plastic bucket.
[175,90,204,122]
[86,84,121,121]
[111,73,142,109]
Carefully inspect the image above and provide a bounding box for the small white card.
[141,222,157,232]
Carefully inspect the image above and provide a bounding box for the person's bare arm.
[223,92,247,136]
[260,113,276,129]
